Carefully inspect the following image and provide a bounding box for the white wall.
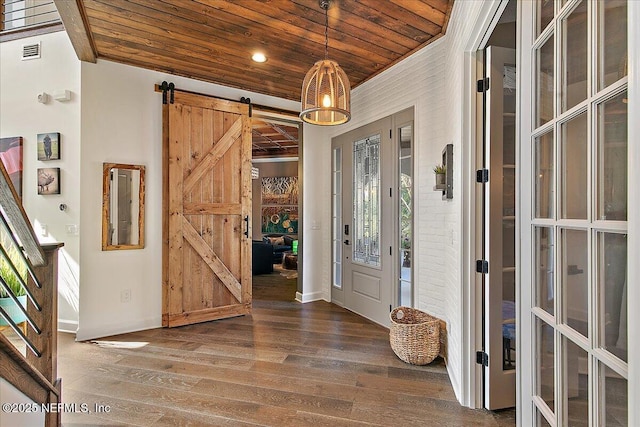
[0,379,44,426]
[77,59,298,341]
[300,0,496,405]
[0,30,81,332]
[300,124,332,303]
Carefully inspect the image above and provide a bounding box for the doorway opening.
[250,114,302,303]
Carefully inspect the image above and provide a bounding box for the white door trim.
[627,2,639,425]
[516,1,534,424]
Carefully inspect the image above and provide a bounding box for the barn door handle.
[244,216,249,238]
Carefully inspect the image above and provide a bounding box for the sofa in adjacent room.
[252,240,274,275]
[262,234,295,264]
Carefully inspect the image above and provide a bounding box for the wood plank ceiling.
[252,120,299,159]
[69,0,454,101]
[60,0,454,157]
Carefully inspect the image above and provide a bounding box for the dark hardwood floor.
[58,272,515,426]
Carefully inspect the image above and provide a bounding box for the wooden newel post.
[26,243,64,386]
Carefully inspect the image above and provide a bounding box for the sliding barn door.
[162,91,252,327]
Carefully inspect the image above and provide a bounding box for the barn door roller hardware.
[240,97,252,117]
[160,81,175,104]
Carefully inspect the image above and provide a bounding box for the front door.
[162,91,253,327]
[332,116,393,326]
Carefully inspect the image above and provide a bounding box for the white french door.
[483,45,517,410]
[519,1,629,425]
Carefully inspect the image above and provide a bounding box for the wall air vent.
[22,42,41,61]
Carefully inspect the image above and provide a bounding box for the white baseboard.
[447,361,463,404]
[295,291,327,303]
[57,319,78,333]
[75,316,162,341]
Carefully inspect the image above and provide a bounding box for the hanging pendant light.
[300,0,351,126]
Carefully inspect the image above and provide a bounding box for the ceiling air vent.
[22,42,41,61]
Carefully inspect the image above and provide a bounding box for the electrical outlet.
[66,224,78,235]
[120,289,131,303]
[40,224,48,237]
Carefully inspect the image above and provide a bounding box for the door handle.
[244,216,249,238]
[344,240,350,245]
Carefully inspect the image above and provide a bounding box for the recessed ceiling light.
[252,52,267,63]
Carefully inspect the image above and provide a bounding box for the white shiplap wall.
[301,0,494,404]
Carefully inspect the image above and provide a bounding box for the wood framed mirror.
[102,163,145,250]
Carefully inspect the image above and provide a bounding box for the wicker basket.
[389,307,440,365]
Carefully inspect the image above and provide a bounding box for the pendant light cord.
[324,2,329,60]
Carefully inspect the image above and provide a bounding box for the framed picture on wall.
[37,132,60,161]
[261,176,298,234]
[0,136,23,199]
[37,167,60,195]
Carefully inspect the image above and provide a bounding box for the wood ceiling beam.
[271,125,297,143]
[54,0,97,63]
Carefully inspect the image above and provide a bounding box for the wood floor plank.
[65,374,298,426]
[57,272,515,426]
[282,354,389,377]
[250,360,358,387]
[63,388,164,427]
[154,410,263,427]
[355,372,457,401]
[190,378,354,418]
[116,353,343,398]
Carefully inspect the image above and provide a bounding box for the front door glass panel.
[353,134,381,267]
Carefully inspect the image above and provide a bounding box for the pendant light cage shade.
[300,59,351,126]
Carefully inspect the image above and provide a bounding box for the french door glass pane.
[536,408,553,427]
[504,65,516,165]
[599,363,628,426]
[537,0,554,37]
[535,227,554,316]
[561,0,588,112]
[561,229,589,337]
[535,130,554,218]
[598,232,627,362]
[353,135,381,266]
[599,1,627,90]
[564,337,589,426]
[597,91,627,221]
[536,35,555,127]
[536,316,556,413]
[561,112,588,219]
[503,218,515,268]
[504,168,516,217]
